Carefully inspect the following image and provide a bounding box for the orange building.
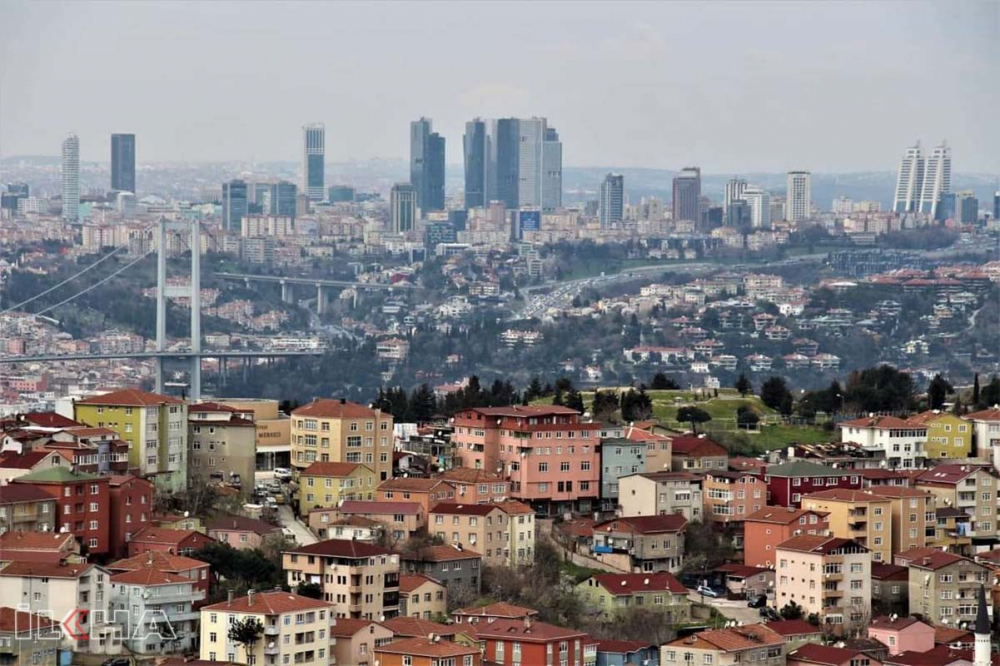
[377,478,457,516]
[375,637,480,666]
[743,507,829,568]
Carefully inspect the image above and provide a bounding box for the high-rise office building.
[599,173,624,228]
[672,167,701,222]
[956,191,978,224]
[410,118,445,213]
[463,119,487,209]
[893,141,951,218]
[918,142,951,218]
[302,123,325,201]
[477,117,562,212]
[491,118,520,209]
[221,179,249,233]
[786,171,811,222]
[110,133,136,194]
[390,183,416,234]
[743,186,771,229]
[61,134,80,222]
[994,190,1000,222]
[724,178,747,214]
[726,199,751,228]
[267,181,298,219]
[542,126,562,211]
[328,185,355,203]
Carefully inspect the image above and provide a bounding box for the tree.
[524,376,545,402]
[736,406,760,430]
[620,388,653,422]
[927,374,952,410]
[734,373,752,397]
[982,376,1000,408]
[973,373,981,407]
[228,616,264,663]
[591,390,619,423]
[564,388,585,413]
[779,600,804,620]
[651,373,680,390]
[296,582,323,599]
[676,406,712,434]
[760,376,793,415]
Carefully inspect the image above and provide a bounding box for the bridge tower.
[155,217,203,401]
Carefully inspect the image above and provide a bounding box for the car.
[102,659,131,666]
[281,527,296,540]
[273,467,292,481]
[747,594,767,608]
[272,493,286,505]
[696,585,722,598]
[265,481,281,494]
[759,606,780,620]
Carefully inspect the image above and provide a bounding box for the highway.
[0,349,325,364]
[215,272,412,290]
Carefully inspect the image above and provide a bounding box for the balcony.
[265,625,280,636]
[263,644,280,656]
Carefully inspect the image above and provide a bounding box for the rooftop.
[288,538,392,559]
[202,591,332,614]
[75,388,183,407]
[291,399,378,419]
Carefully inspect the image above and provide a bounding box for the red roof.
[291,399,378,419]
[966,408,1000,422]
[453,601,538,619]
[777,535,864,555]
[202,591,332,614]
[671,435,728,457]
[0,531,75,552]
[75,389,183,406]
[380,616,454,638]
[801,488,889,502]
[594,514,687,534]
[108,551,208,573]
[744,507,827,524]
[591,572,687,595]
[130,527,213,547]
[790,643,866,666]
[0,607,57,634]
[110,567,191,586]
[918,465,993,486]
[839,415,922,430]
[339,500,422,515]
[379,478,455,493]
[0,561,92,579]
[430,502,502,516]
[0,484,57,505]
[401,545,482,562]
[301,461,369,477]
[399,574,441,593]
[22,412,81,428]
[871,615,928,630]
[329,618,379,637]
[375,637,476,658]
[766,619,823,637]
[0,451,56,469]
[473,618,586,642]
[288,538,391,559]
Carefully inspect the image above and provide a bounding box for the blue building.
[600,439,646,512]
[596,640,660,666]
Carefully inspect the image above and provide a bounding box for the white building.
[786,171,811,222]
[744,186,771,229]
[838,415,927,469]
[919,142,952,218]
[110,566,204,654]
[893,140,951,218]
[724,178,747,214]
[62,134,80,222]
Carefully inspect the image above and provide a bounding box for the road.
[277,504,317,546]
[687,591,762,625]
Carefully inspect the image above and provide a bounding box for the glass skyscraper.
[463,119,487,209]
[61,134,80,222]
[390,182,416,234]
[410,117,445,213]
[302,123,325,201]
[111,133,136,193]
[222,179,249,233]
[599,173,624,228]
[672,167,701,223]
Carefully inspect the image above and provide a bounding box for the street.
[687,591,763,625]
[277,504,317,545]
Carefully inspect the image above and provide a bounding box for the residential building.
[670,435,728,472]
[0,484,56,534]
[591,514,687,573]
[106,474,154,558]
[497,500,536,565]
[743,507,830,569]
[915,464,1000,543]
[290,399,393,482]
[703,471,767,531]
[617,471,703,520]
[577,572,691,622]
[375,637,481,666]
[786,171,811,222]
[0,562,115,653]
[672,167,701,223]
[871,563,909,616]
[800,489,893,562]
[61,134,79,222]
[762,620,823,649]
[599,438,646,511]
[428,503,512,566]
[0,531,79,565]
[298,461,376,515]
[282,539,400,620]
[477,619,592,666]
[898,549,989,626]
[451,405,601,515]
[838,416,927,469]
[378,478,456,516]
[757,461,862,507]
[774,536,872,630]
[199,590,334,665]
[869,616,935,656]
[931,506,974,554]
[787,644,880,666]
[73,389,188,493]
[302,123,325,201]
[401,546,482,595]
[106,551,211,608]
[600,173,625,228]
[127,527,215,557]
[0,607,59,666]
[595,640,659,666]
[309,515,380,542]
[110,565,203,654]
[451,601,537,625]
[13,467,109,555]
[399,574,447,619]
[188,402,256,496]
[390,183,417,234]
[329,499,425,539]
[206,515,280,549]
[110,133,136,193]
[963,408,1000,463]
[435,468,510,504]
[908,411,971,460]
[866,486,937,556]
[330,619,393,666]
[661,624,785,666]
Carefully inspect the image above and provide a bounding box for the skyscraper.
[956,190,978,224]
[221,179,248,233]
[410,118,445,214]
[672,167,701,222]
[918,142,951,218]
[724,178,747,214]
[110,133,136,194]
[478,117,562,212]
[61,134,80,222]
[491,118,520,209]
[302,123,325,201]
[743,186,771,229]
[542,126,562,211]
[390,183,416,234]
[893,142,925,213]
[786,171,812,222]
[268,180,298,219]
[463,119,487,209]
[599,173,624,228]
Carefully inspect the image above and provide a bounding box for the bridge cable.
[0,244,129,315]
[28,248,156,318]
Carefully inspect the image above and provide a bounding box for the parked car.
[759,606,780,620]
[273,467,292,481]
[281,527,296,540]
[696,585,722,598]
[747,594,768,608]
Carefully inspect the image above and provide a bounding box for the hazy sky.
[1,1,997,172]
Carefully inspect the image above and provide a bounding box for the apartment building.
[429,503,511,566]
[476,619,594,666]
[206,515,280,549]
[577,572,691,622]
[329,499,425,539]
[497,500,536,566]
[107,474,154,558]
[451,405,601,515]
[290,399,393,481]
[897,549,990,626]
[800,489,893,562]
[127,527,215,557]
[915,463,1000,543]
[329,619,393,666]
[758,461,862,507]
[401,546,483,594]
[106,551,211,609]
[399,574,447,619]
[0,608,59,666]
[282,539,400,620]
[964,408,1000,464]
[626,426,672,473]
[599,438,646,511]
[188,402,256,496]
[774,536,871,630]
[13,467,110,555]
[378,478,456,515]
[0,531,79,565]
[297,461,376,515]
[591,514,687,573]
[661,624,785,666]
[618,471,703,520]
[744,508,830,568]
[110,565,204,654]
[375,637,481,666]
[74,389,188,492]
[435,468,510,504]
[670,435,729,472]
[199,591,335,666]
[838,416,926,469]
[704,470,767,526]
[866,486,937,556]
[0,484,56,534]
[908,411,972,460]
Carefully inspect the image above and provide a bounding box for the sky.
[1,1,998,173]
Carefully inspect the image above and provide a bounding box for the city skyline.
[1,2,996,172]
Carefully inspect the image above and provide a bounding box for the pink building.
[788,644,882,666]
[869,616,935,656]
[451,406,600,515]
[435,468,510,504]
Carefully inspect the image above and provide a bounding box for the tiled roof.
[329,618,378,637]
[14,466,102,483]
[207,515,281,536]
[453,601,538,619]
[473,618,586,642]
[871,563,908,580]
[865,486,932,499]
[591,572,687,595]
[110,567,190,586]
[301,461,370,477]
[495,499,534,515]
[790,643,866,665]
[0,531,75,551]
[130,527,209,546]
[777,535,863,555]
[0,451,56,469]
[765,619,823,637]
[905,551,972,571]
[763,461,850,477]
[429,502,501,516]
[291,399,377,419]
[666,624,783,651]
[671,435,728,456]
[380,616,453,638]
[399,574,441,593]
[871,615,927,630]
[801,488,889,502]
[288,538,392,559]
[202,591,332,614]
[632,471,702,482]
[0,607,57,634]
[436,468,504,483]
[75,389,183,406]
[379,478,454,492]
[0,484,57,504]
[22,412,82,428]
[933,627,974,645]
[458,405,579,418]
[963,408,1000,422]
[917,465,992,485]
[401,545,482,562]
[839,415,921,429]
[0,561,92,578]
[108,551,208,573]
[340,500,422,515]
[744,507,826,524]
[375,637,476,658]
[594,514,687,534]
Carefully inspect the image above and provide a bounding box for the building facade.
[290,399,393,482]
